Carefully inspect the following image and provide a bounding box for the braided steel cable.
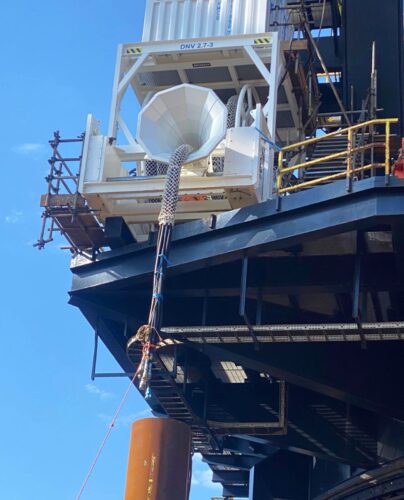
[145,159,169,176]
[158,145,190,225]
[226,94,238,129]
[131,145,191,392]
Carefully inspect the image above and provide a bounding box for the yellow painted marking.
[254,37,271,45]
[126,47,142,55]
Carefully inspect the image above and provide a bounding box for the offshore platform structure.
[38,0,404,498]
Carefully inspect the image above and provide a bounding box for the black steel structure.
[342,0,404,133]
[38,0,404,498]
[70,177,404,499]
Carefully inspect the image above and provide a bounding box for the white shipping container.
[142,0,291,42]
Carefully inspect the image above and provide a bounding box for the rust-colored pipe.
[125,418,192,500]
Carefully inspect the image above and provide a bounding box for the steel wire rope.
[75,369,140,500]
[75,145,191,499]
[132,144,191,392]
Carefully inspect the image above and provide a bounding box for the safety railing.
[277,118,399,194]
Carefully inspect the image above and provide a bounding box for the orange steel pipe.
[125,418,192,500]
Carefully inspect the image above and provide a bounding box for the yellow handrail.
[277,118,398,194]
[385,121,391,177]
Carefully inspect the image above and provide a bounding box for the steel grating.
[161,322,404,344]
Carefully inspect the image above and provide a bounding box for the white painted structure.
[78,2,301,240]
[142,0,292,42]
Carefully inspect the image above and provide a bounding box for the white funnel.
[137,84,227,164]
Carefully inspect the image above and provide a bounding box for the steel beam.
[212,470,249,484]
[202,454,261,470]
[76,304,134,377]
[316,457,404,500]
[221,436,279,458]
[222,485,249,497]
[239,257,259,348]
[71,178,404,294]
[249,450,311,500]
[203,383,378,467]
[392,222,404,279]
[186,341,404,421]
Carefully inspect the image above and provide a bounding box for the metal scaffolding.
[35,131,104,254]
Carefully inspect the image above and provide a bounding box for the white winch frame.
[78,32,302,235]
[107,31,300,149]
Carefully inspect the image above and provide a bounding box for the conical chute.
[137,84,228,164]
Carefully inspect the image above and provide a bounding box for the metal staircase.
[127,341,213,452]
[303,135,349,182]
[277,118,398,194]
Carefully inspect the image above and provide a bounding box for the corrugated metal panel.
[142,0,290,42]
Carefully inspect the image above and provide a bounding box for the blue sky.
[0,1,222,498]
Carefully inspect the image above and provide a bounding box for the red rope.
[76,370,139,499]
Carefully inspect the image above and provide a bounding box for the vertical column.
[108,44,124,140]
[266,32,280,142]
[125,418,192,500]
[266,32,280,201]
